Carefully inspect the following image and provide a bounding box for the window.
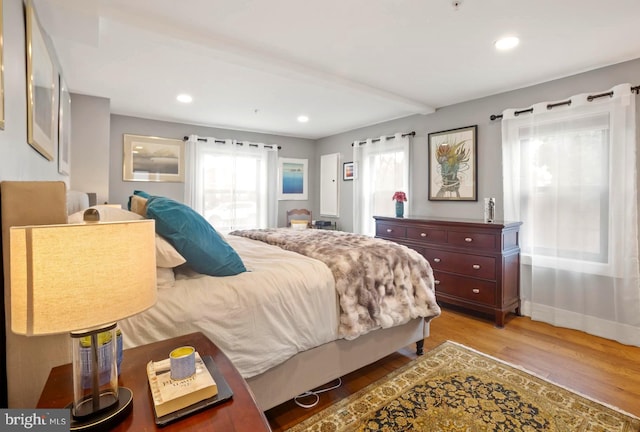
[519,115,610,266]
[185,137,278,232]
[504,106,626,276]
[353,134,410,236]
[501,84,640,346]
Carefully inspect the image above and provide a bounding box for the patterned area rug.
[286,341,640,432]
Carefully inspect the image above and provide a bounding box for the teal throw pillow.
[145,196,246,277]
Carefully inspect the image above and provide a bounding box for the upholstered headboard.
[0,181,71,408]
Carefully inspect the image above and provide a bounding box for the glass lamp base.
[65,387,133,432]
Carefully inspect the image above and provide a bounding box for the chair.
[286,209,312,228]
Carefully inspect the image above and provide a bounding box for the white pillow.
[68,206,186,268]
[155,234,186,268]
[290,220,308,230]
[156,267,176,290]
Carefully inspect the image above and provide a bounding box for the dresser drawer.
[423,249,496,280]
[433,272,496,305]
[448,231,498,250]
[406,226,447,243]
[376,222,406,240]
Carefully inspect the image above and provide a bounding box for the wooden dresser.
[374,216,522,327]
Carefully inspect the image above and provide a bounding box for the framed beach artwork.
[278,157,308,200]
[123,134,185,182]
[428,125,477,201]
[26,0,58,161]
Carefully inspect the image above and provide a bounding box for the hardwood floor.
[265,307,640,431]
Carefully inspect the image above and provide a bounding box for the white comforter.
[119,235,337,378]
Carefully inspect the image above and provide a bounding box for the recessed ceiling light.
[297,115,309,123]
[176,94,193,103]
[495,36,520,51]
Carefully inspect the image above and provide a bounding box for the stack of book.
[147,352,218,418]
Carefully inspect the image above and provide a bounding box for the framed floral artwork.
[428,125,477,201]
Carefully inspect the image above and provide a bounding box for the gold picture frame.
[123,134,185,182]
[26,0,58,161]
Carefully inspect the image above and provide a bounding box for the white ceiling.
[35,0,640,139]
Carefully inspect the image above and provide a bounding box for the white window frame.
[506,110,620,277]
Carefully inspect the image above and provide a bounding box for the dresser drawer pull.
[420,232,427,237]
[472,288,480,294]
[472,264,481,269]
[434,280,440,285]
[465,237,473,242]
[386,229,393,233]
[433,258,441,263]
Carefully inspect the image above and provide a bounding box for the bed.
[0,183,441,411]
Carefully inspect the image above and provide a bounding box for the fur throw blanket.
[230,229,441,339]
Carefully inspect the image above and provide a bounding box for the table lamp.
[9,218,157,431]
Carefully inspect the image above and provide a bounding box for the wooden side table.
[38,332,272,431]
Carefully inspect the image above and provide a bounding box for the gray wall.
[108,114,316,227]
[70,58,640,233]
[69,94,110,204]
[317,57,640,233]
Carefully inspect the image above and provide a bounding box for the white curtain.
[185,135,278,232]
[353,133,410,236]
[502,83,640,346]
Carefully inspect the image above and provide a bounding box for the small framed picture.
[343,162,356,181]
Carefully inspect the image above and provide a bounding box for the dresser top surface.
[374,215,522,229]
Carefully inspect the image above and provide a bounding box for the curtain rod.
[489,84,640,121]
[351,131,416,147]
[183,136,281,150]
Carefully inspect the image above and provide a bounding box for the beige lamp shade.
[9,220,157,335]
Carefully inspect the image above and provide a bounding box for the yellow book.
[147,352,218,418]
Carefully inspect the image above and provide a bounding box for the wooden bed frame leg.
[416,339,424,356]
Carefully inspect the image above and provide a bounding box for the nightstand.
[314,220,337,230]
[38,332,272,431]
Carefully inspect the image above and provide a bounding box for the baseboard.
[521,300,640,346]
